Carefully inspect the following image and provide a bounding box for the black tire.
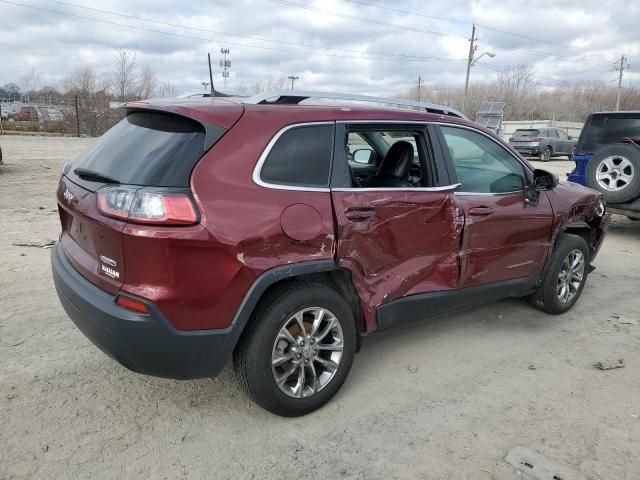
[233,281,357,417]
[539,146,552,162]
[586,144,640,203]
[529,234,590,315]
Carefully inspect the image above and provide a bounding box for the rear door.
[331,123,462,330]
[437,125,554,287]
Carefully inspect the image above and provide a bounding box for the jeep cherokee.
[52,91,609,416]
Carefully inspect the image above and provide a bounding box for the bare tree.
[158,81,180,98]
[64,65,99,94]
[137,65,157,99]
[252,75,288,93]
[112,48,138,102]
[63,65,118,136]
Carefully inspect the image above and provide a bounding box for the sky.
[0,0,639,96]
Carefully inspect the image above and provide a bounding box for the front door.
[438,125,554,287]
[331,124,462,330]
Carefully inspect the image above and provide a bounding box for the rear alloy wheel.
[234,282,356,416]
[272,307,344,398]
[540,146,552,162]
[529,234,590,314]
[586,144,640,203]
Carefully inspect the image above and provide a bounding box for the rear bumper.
[511,145,540,156]
[51,243,242,379]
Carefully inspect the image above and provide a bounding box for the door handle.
[468,206,494,216]
[345,207,375,222]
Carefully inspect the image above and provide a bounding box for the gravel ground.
[1,135,639,479]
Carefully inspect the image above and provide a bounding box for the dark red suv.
[52,91,609,416]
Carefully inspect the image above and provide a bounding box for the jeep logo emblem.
[63,188,74,202]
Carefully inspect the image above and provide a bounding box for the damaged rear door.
[330,122,463,332]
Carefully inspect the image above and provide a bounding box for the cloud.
[0,0,637,95]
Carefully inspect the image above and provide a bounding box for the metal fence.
[0,95,124,137]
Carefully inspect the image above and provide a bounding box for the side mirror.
[533,169,559,190]
[568,135,573,140]
[353,149,374,164]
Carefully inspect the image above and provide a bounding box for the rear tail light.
[97,186,199,225]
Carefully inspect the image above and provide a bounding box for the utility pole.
[74,94,80,137]
[208,52,215,96]
[416,75,423,102]
[220,48,231,91]
[288,75,299,90]
[614,54,629,112]
[462,23,476,114]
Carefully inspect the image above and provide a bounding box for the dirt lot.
[1,135,639,479]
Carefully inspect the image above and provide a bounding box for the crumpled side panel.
[333,190,462,331]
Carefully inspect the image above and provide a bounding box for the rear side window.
[260,124,334,188]
[578,114,640,154]
[71,112,208,187]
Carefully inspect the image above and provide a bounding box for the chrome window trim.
[332,184,461,193]
[254,119,530,194]
[454,190,523,196]
[252,121,334,192]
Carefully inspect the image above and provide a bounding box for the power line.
[267,0,613,66]
[15,0,465,64]
[344,0,618,60]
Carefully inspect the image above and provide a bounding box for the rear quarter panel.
[187,112,336,329]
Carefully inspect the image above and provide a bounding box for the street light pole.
[462,24,476,114]
[288,75,299,90]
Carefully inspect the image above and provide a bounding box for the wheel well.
[245,269,364,333]
[560,226,593,258]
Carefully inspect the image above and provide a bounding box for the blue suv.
[569,111,640,218]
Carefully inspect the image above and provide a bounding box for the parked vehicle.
[568,111,640,218]
[52,92,609,416]
[16,105,41,122]
[509,127,577,161]
[42,108,64,122]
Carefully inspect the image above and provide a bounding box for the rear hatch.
[57,106,241,293]
[509,129,539,145]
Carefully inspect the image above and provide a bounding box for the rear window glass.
[71,112,207,187]
[260,124,333,187]
[513,129,538,137]
[579,114,640,154]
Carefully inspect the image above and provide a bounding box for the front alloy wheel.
[556,249,585,304]
[528,233,590,315]
[272,307,344,398]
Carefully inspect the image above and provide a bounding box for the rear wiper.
[73,168,120,184]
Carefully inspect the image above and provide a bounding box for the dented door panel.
[332,190,463,331]
[456,192,554,286]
